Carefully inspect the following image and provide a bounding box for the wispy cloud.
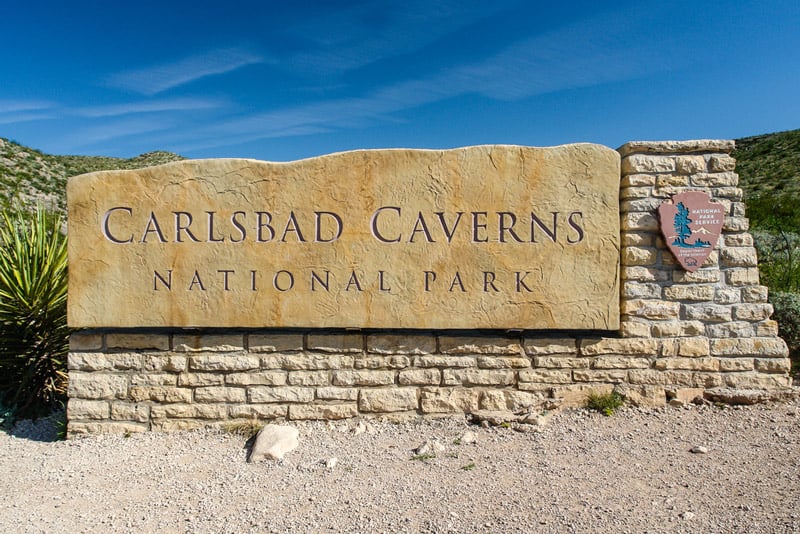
[106,48,264,95]
[0,100,56,125]
[76,97,225,118]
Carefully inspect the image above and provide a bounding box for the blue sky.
[1,0,798,161]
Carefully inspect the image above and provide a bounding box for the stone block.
[142,354,187,372]
[620,320,651,338]
[713,187,743,201]
[655,174,690,187]
[398,369,441,386]
[705,322,755,338]
[358,388,418,413]
[229,404,288,420]
[110,402,150,422]
[476,356,531,369]
[225,371,287,386]
[615,385,666,407]
[247,333,304,352]
[177,373,225,387]
[708,155,736,172]
[663,285,715,302]
[572,370,627,383]
[580,337,659,356]
[261,353,354,371]
[441,369,515,386]
[69,333,103,351]
[151,403,228,419]
[723,373,791,389]
[533,356,591,369]
[622,282,662,299]
[621,267,670,283]
[353,355,411,370]
[591,356,652,369]
[676,337,710,357]
[173,334,244,352]
[248,386,315,404]
[621,187,654,200]
[68,372,128,400]
[650,321,704,338]
[724,233,753,247]
[150,420,207,432]
[194,386,246,403]
[665,387,705,404]
[129,386,191,403]
[366,334,436,354]
[622,247,658,266]
[518,369,573,383]
[672,270,720,284]
[288,371,330,386]
[68,353,112,371]
[718,358,754,371]
[733,304,773,322]
[130,373,177,386]
[690,172,738,187]
[306,334,363,353]
[479,390,545,411]
[723,216,749,232]
[551,384,614,407]
[741,286,769,303]
[315,386,359,401]
[675,155,706,175]
[620,173,656,186]
[524,338,578,355]
[754,358,791,373]
[621,199,662,212]
[106,333,169,350]
[189,353,260,372]
[621,232,654,246]
[332,370,395,386]
[710,338,788,357]
[439,336,522,355]
[419,387,480,413]
[756,320,779,337]
[621,154,676,173]
[726,268,760,286]
[720,248,758,268]
[414,355,477,368]
[654,357,719,371]
[68,399,109,420]
[288,404,358,420]
[714,288,741,305]
[684,304,733,322]
[68,422,148,436]
[621,212,659,232]
[621,300,680,320]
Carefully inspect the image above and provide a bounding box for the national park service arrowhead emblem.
[658,191,724,272]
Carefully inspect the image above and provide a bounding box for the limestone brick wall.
[66,140,792,434]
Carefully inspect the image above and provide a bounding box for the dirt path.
[1,402,799,533]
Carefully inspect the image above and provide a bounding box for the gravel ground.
[1,402,799,533]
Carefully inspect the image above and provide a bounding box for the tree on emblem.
[673,202,692,247]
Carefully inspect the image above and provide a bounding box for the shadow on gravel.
[3,409,65,442]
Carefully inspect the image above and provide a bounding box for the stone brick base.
[66,140,793,435]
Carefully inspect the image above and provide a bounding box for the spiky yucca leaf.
[0,206,68,417]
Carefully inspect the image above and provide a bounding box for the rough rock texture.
[67,144,621,330]
[4,402,800,532]
[247,425,299,462]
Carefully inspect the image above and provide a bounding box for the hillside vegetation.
[0,137,184,212]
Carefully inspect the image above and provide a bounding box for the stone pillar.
[617,140,790,390]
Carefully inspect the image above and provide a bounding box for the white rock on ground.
[247,425,299,462]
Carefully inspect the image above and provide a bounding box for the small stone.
[353,421,367,435]
[459,430,477,445]
[680,511,696,520]
[326,457,338,469]
[248,425,300,462]
[414,440,446,456]
[690,446,708,454]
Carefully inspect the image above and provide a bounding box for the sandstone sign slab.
[67,144,620,329]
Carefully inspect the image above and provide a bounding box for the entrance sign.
[658,191,724,272]
[67,144,620,329]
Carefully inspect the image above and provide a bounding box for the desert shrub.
[770,291,800,378]
[586,391,624,416]
[0,205,69,418]
[752,230,800,293]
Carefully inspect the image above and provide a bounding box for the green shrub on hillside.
[770,291,800,378]
[0,206,69,418]
[752,231,800,293]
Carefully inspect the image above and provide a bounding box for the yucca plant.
[0,205,69,418]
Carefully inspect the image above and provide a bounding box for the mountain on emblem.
[658,191,724,272]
